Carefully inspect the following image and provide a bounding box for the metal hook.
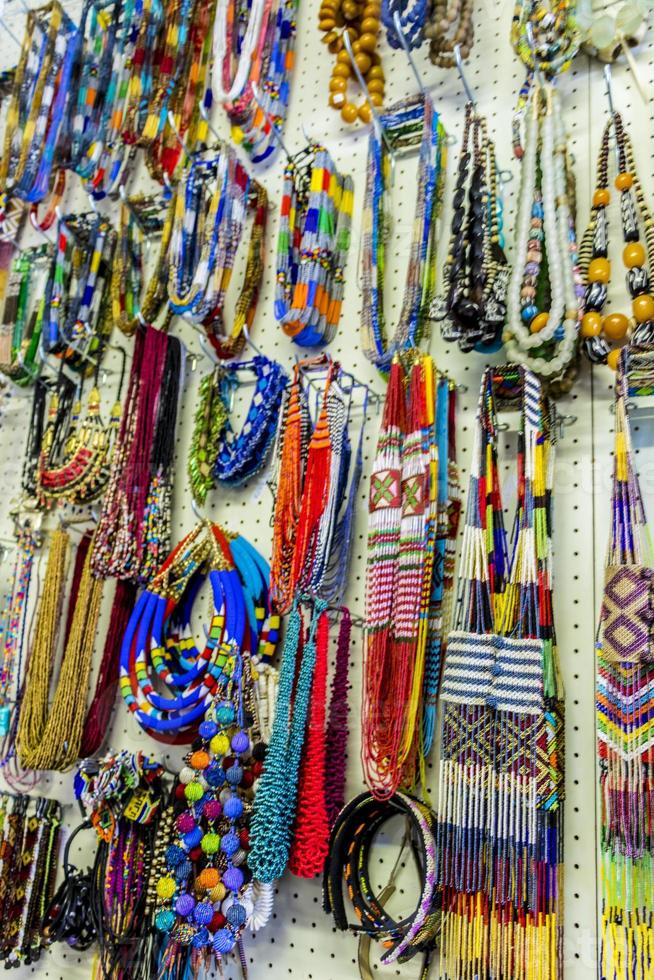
[454,44,477,107]
[604,64,622,167]
[167,109,193,160]
[28,211,54,245]
[251,82,293,159]
[242,323,263,358]
[86,192,99,215]
[198,332,221,365]
[342,31,394,159]
[393,11,431,103]
[191,496,208,522]
[0,17,21,45]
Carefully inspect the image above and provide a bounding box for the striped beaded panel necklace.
[436,364,564,980]
[360,94,445,372]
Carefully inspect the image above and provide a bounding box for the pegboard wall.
[0,0,648,975]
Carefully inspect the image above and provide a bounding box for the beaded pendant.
[579,110,654,369]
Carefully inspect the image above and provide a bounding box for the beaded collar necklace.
[275,144,354,347]
[579,111,654,368]
[212,0,270,102]
[361,95,445,372]
[121,0,166,145]
[432,102,509,354]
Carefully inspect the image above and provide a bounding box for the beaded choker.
[275,144,354,347]
[579,111,654,369]
[360,95,444,371]
[431,103,509,354]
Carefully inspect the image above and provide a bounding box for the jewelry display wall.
[0,0,646,976]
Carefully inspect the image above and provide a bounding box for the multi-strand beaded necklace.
[360,94,445,372]
[275,144,354,347]
[579,111,654,369]
[362,352,459,799]
[436,365,564,980]
[0,244,51,385]
[432,103,509,354]
[504,83,583,389]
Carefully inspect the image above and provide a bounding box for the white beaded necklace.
[212,0,268,103]
[505,84,582,379]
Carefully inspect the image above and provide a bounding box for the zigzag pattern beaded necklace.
[275,144,354,347]
[360,94,444,372]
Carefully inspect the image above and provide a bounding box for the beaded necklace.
[383,0,427,48]
[432,103,509,354]
[511,0,580,82]
[363,352,444,799]
[0,244,51,385]
[140,0,197,148]
[360,95,444,371]
[320,0,385,125]
[229,0,300,164]
[120,522,276,742]
[168,150,267,355]
[17,529,105,771]
[579,111,654,369]
[121,0,166,146]
[426,0,474,66]
[504,83,583,390]
[0,2,78,206]
[275,144,354,347]
[212,0,270,102]
[436,365,563,980]
[0,527,40,744]
[189,355,287,502]
[597,348,654,978]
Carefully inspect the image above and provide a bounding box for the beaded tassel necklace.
[436,365,564,980]
[360,95,445,372]
[579,111,654,369]
[504,83,583,390]
[362,352,445,799]
[0,1,78,207]
[596,348,654,978]
[432,103,510,354]
[228,0,300,164]
[275,144,354,347]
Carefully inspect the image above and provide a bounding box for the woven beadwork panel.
[0,0,630,974]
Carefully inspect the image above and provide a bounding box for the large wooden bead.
[607,348,622,371]
[615,171,634,191]
[593,187,610,207]
[588,257,611,283]
[632,293,654,322]
[602,312,630,341]
[530,311,549,333]
[623,241,646,269]
[341,102,358,123]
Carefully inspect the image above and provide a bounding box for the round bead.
[633,293,654,322]
[216,704,235,726]
[530,312,549,334]
[209,882,227,902]
[607,348,622,371]
[623,242,646,269]
[358,32,377,52]
[333,62,351,78]
[223,796,243,820]
[354,52,371,73]
[593,188,610,207]
[190,750,210,771]
[358,103,372,124]
[210,911,226,931]
[175,893,195,917]
[156,876,176,900]
[184,781,204,803]
[581,311,602,337]
[588,258,611,283]
[194,902,214,926]
[191,927,210,949]
[231,731,249,754]
[201,832,221,855]
[226,903,247,928]
[367,78,384,95]
[182,827,203,849]
[240,769,254,789]
[367,64,384,80]
[221,831,240,856]
[369,92,383,107]
[155,909,176,932]
[199,720,219,740]
[203,799,222,821]
[177,811,195,834]
[174,783,186,801]
[602,312,630,341]
[179,766,195,785]
[223,866,244,892]
[329,75,347,92]
[252,760,264,778]
[521,304,538,323]
[213,928,235,955]
[198,867,220,891]
[176,860,192,881]
[329,92,345,110]
[615,171,633,191]
[205,764,226,788]
[166,845,186,868]
[226,764,243,786]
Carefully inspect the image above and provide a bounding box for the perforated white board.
[0,0,644,974]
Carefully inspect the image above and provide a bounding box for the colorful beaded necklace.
[360,95,444,372]
[275,144,354,347]
[579,111,654,369]
[0,244,51,385]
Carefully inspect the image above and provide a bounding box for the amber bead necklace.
[319,0,385,125]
